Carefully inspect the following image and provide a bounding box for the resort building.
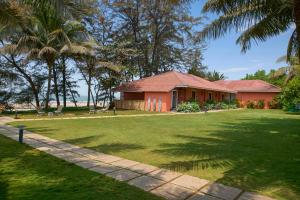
[114,71,280,111]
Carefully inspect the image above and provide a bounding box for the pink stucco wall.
[237,92,279,109]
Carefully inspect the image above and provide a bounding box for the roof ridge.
[172,71,188,86]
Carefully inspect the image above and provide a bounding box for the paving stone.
[106,169,141,181]
[238,192,275,200]
[50,142,80,151]
[74,160,103,169]
[200,183,242,200]
[89,153,122,163]
[148,169,182,182]
[89,163,121,174]
[151,182,194,200]
[187,192,222,200]
[128,175,165,191]
[127,163,159,174]
[171,175,209,191]
[36,146,60,154]
[70,147,100,156]
[111,159,140,168]
[24,139,46,148]
[62,155,91,163]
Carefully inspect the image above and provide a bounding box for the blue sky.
[76,1,293,95]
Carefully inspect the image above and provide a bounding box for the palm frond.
[48,28,71,47]
[60,44,94,57]
[276,55,288,63]
[0,44,18,55]
[287,30,299,61]
[17,36,43,52]
[38,46,57,60]
[26,48,40,60]
[0,0,30,27]
[95,61,123,72]
[236,14,292,52]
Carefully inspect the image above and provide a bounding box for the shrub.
[246,101,255,109]
[257,100,265,109]
[280,77,300,111]
[268,96,282,109]
[228,104,237,109]
[177,102,200,112]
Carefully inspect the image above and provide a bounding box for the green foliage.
[204,100,238,110]
[280,77,300,111]
[268,96,282,109]
[242,69,284,87]
[246,101,256,109]
[257,100,265,109]
[177,102,200,112]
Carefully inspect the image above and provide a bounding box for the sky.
[76,0,293,96]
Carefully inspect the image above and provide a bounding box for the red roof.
[115,71,236,93]
[215,80,281,93]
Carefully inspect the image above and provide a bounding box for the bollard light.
[18,125,25,143]
[113,106,116,115]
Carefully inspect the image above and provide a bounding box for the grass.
[0,134,162,200]
[10,109,300,200]
[1,109,161,119]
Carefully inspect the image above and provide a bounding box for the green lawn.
[10,109,300,200]
[0,135,161,200]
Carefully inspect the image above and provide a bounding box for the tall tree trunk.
[7,55,40,109]
[52,64,60,107]
[87,65,92,107]
[62,57,67,107]
[45,64,52,110]
[294,0,300,61]
[32,87,40,109]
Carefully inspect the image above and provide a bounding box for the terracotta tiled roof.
[114,71,236,93]
[215,80,281,93]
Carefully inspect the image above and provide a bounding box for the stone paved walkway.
[0,125,275,200]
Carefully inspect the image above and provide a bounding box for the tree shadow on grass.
[0,135,160,200]
[153,117,300,199]
[90,143,145,154]
[24,126,59,135]
[64,135,145,154]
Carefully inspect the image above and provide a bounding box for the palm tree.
[201,0,299,61]
[206,70,226,81]
[271,56,300,84]
[0,0,96,27]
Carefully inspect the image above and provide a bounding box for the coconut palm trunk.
[52,64,60,107]
[294,0,300,61]
[61,57,67,107]
[87,65,92,107]
[45,63,53,110]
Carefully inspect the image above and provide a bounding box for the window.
[208,93,213,100]
[192,90,196,101]
[221,94,225,101]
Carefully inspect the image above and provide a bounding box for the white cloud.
[220,67,250,73]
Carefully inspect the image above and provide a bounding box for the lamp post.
[18,125,25,143]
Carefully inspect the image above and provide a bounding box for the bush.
[246,101,255,109]
[177,102,200,112]
[257,100,265,109]
[268,96,282,109]
[280,77,300,111]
